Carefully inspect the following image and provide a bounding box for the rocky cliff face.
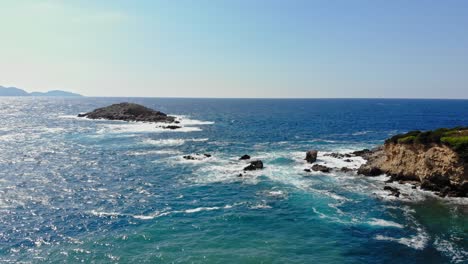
[380,143,466,184]
[358,142,467,197]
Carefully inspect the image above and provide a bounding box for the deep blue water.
[0,97,467,263]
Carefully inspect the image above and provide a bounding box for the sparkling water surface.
[0,97,467,263]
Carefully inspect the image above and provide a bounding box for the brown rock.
[305,150,318,163]
[312,164,331,173]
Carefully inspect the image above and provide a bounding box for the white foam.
[127,150,182,156]
[173,115,215,125]
[190,138,209,142]
[184,206,221,213]
[132,203,238,220]
[311,207,356,225]
[131,204,235,220]
[142,138,185,146]
[40,127,65,134]
[368,218,404,228]
[60,114,213,134]
[250,203,272,209]
[433,237,468,263]
[374,229,429,250]
[352,131,372,136]
[103,122,202,134]
[88,210,122,218]
[308,139,337,143]
[266,190,287,198]
[133,211,172,220]
[315,152,366,170]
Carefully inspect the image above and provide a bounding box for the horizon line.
[2,95,468,100]
[78,96,468,100]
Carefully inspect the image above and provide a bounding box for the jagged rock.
[383,186,401,197]
[356,127,468,197]
[163,125,182,130]
[183,154,211,160]
[357,165,382,176]
[244,160,264,171]
[78,103,176,123]
[352,149,372,157]
[324,153,352,159]
[312,164,331,173]
[239,154,251,160]
[305,150,318,163]
[183,155,196,160]
[340,167,353,173]
[304,168,311,172]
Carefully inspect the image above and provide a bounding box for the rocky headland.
[357,127,468,197]
[78,103,176,123]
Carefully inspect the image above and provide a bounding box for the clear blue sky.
[1,0,467,98]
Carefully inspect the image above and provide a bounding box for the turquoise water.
[0,97,467,263]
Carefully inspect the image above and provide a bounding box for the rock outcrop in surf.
[244,160,264,171]
[78,102,176,123]
[357,127,468,197]
[239,154,251,160]
[305,150,318,163]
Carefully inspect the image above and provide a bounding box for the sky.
[1,0,467,98]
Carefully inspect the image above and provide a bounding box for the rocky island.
[358,127,468,197]
[78,102,177,123]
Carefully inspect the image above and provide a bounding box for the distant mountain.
[0,86,83,97]
[0,86,30,96]
[29,90,82,97]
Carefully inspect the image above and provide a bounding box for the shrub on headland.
[385,127,468,162]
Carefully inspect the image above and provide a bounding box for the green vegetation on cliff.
[385,127,468,162]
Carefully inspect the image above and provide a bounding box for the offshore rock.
[305,150,318,163]
[239,154,251,160]
[78,102,176,123]
[311,164,331,173]
[244,160,264,171]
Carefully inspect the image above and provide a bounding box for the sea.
[0,97,467,263]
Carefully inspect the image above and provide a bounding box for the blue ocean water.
[0,97,467,263]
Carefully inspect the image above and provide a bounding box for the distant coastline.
[0,85,82,97]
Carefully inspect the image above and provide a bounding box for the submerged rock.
[325,153,352,159]
[183,154,212,160]
[311,164,331,173]
[383,186,401,197]
[244,160,264,171]
[340,167,353,173]
[239,154,251,160]
[183,155,197,160]
[78,102,176,123]
[163,125,182,130]
[305,150,318,163]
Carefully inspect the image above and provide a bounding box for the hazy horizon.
[1,0,468,99]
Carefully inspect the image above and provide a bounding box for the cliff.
[358,127,468,197]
